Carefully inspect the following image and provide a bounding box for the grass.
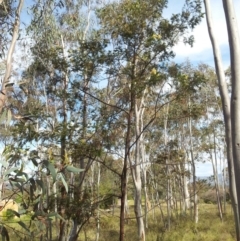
[78,203,236,241]
[2,203,236,241]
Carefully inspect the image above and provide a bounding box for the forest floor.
[2,202,235,240]
[78,202,236,241]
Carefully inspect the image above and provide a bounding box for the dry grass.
[3,203,236,241]
[78,203,236,241]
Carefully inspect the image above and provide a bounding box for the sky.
[170,0,240,69]
[166,0,240,176]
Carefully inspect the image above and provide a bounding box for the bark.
[222,0,240,238]
[143,168,149,229]
[133,101,145,241]
[79,0,91,190]
[119,109,131,241]
[188,103,198,224]
[0,0,24,112]
[95,162,101,241]
[204,0,239,237]
[163,104,172,229]
[209,139,223,221]
[183,173,190,211]
[58,35,68,241]
[213,130,223,221]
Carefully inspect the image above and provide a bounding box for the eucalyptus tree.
[204,0,240,237]
[4,0,107,240]
[98,1,203,240]
[0,0,24,113]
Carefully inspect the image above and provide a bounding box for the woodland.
[0,0,240,241]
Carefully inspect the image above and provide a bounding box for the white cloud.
[172,0,240,67]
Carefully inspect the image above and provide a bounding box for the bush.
[202,189,230,204]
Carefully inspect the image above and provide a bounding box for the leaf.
[0,110,7,124]
[65,166,84,174]
[6,209,20,218]
[29,178,36,191]
[18,80,28,86]
[11,177,25,183]
[58,173,68,193]
[0,159,8,168]
[47,212,65,222]
[43,160,57,182]
[4,167,19,177]
[7,110,12,125]
[30,185,34,201]
[36,179,45,193]
[29,150,38,159]
[0,225,9,241]
[18,221,30,234]
[16,171,28,180]
[4,83,14,88]
[31,158,38,166]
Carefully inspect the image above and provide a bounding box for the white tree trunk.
[183,174,190,211]
[222,0,240,212]
[188,101,198,223]
[132,101,145,241]
[204,0,240,236]
[0,0,24,112]
[95,162,101,241]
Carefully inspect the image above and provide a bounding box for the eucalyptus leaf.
[0,110,7,124]
[65,166,84,174]
[7,110,12,125]
[0,159,8,168]
[4,167,19,177]
[0,226,9,241]
[43,160,57,182]
[18,221,31,234]
[5,83,14,88]
[36,179,45,193]
[58,173,68,193]
[6,209,20,218]
[47,212,65,222]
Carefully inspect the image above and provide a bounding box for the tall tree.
[222,0,240,239]
[0,0,24,112]
[98,1,203,240]
[204,0,240,237]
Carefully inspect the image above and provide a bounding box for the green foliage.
[1,210,15,221]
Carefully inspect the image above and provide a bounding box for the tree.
[98,1,203,240]
[222,1,240,229]
[204,0,240,238]
[0,0,24,112]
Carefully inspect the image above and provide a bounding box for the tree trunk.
[213,130,223,221]
[119,108,131,241]
[0,0,24,112]
[183,173,190,211]
[204,0,240,237]
[95,162,101,241]
[188,102,198,223]
[132,100,145,241]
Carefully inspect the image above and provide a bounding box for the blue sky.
[170,0,240,69]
